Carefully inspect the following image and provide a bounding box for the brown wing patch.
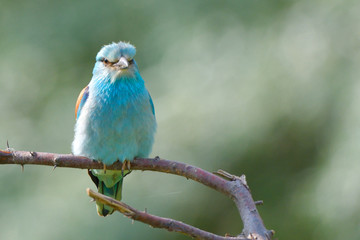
[75,86,89,119]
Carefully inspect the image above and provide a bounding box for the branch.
[0,149,274,240]
[87,189,246,240]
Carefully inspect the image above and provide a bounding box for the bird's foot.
[121,160,131,177]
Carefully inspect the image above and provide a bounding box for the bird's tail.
[88,169,126,217]
[97,178,123,216]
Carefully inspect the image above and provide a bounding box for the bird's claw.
[121,160,131,177]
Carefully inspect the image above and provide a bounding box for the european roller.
[72,41,157,216]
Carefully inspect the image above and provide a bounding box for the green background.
[0,0,359,239]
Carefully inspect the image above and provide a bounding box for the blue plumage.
[72,41,156,216]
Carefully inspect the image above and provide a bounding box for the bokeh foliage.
[0,0,359,239]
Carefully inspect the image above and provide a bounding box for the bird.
[72,41,157,216]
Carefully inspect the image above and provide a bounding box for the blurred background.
[0,0,359,239]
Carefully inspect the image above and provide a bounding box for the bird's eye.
[103,59,109,64]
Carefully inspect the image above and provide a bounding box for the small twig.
[254,201,264,206]
[87,189,247,240]
[213,169,236,181]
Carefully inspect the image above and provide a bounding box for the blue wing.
[148,92,155,116]
[75,86,89,120]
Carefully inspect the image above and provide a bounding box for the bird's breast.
[72,81,156,164]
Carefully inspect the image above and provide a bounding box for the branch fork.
[0,149,274,240]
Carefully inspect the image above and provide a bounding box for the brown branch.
[0,149,274,240]
[87,189,247,240]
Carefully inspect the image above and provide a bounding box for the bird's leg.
[121,160,131,177]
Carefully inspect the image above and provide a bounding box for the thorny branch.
[0,148,274,240]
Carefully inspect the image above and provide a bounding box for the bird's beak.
[114,57,129,69]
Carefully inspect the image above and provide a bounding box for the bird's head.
[93,41,139,82]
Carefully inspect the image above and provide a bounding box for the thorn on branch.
[20,164,24,172]
[267,230,275,238]
[254,200,263,206]
[5,140,15,155]
[239,175,248,187]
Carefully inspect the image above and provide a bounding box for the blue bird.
[72,41,157,216]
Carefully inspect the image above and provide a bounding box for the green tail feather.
[96,178,123,216]
[88,169,128,217]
